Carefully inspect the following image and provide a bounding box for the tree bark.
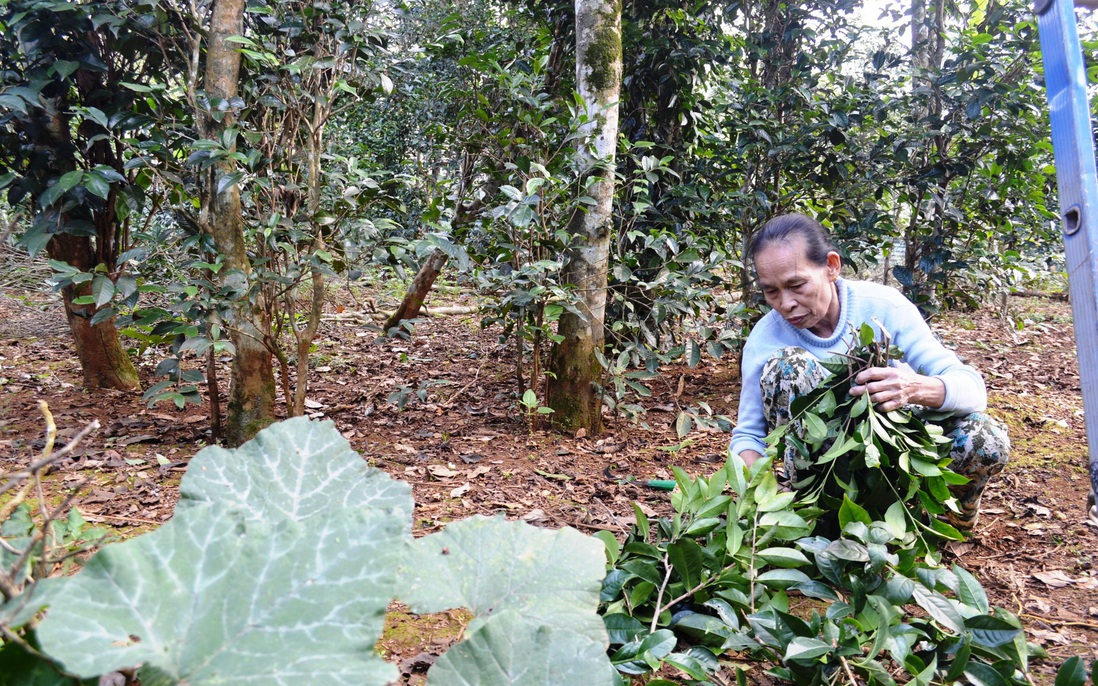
[202,0,275,446]
[546,0,622,433]
[384,249,450,332]
[46,233,139,391]
[36,85,138,392]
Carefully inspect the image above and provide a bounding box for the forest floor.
[1,280,1096,685]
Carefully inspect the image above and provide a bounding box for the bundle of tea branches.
[769,323,968,548]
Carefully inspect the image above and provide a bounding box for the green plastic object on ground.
[645,479,676,491]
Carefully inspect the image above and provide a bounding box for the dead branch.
[322,305,479,325]
[1009,290,1068,301]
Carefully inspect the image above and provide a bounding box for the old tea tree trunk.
[546,0,622,433]
[201,0,276,446]
[48,233,140,391]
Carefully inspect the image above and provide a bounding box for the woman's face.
[754,236,842,337]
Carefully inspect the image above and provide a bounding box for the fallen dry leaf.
[946,541,974,557]
[449,483,471,498]
[1026,598,1052,614]
[1032,570,1074,588]
[1025,503,1051,517]
[428,465,460,479]
[1027,628,1069,645]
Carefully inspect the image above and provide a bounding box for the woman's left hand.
[849,366,945,412]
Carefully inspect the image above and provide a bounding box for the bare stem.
[649,556,674,635]
[840,655,858,685]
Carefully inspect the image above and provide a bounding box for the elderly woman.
[729,213,1010,529]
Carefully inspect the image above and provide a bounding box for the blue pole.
[1034,0,1098,523]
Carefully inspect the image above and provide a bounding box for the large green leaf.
[427,610,616,686]
[0,579,62,631]
[178,417,412,523]
[400,515,608,643]
[37,503,403,685]
[400,516,613,684]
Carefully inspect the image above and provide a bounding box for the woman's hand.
[739,449,762,467]
[849,367,945,412]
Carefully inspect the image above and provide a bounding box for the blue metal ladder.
[1034,0,1098,523]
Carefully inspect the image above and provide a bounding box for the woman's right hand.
[739,450,762,467]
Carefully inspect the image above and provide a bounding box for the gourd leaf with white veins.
[400,515,614,685]
[178,416,412,523]
[429,610,617,686]
[37,502,404,685]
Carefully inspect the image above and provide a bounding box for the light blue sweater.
[729,278,987,457]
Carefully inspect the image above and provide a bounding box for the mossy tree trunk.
[202,0,275,446]
[47,233,139,391]
[546,0,622,433]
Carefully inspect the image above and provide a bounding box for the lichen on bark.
[581,2,622,94]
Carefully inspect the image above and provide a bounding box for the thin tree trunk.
[384,249,449,332]
[546,0,622,433]
[46,233,139,391]
[206,344,221,440]
[384,161,498,336]
[202,0,275,446]
[288,104,330,417]
[291,238,326,416]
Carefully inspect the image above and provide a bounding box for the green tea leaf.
[954,565,989,613]
[633,503,650,541]
[726,452,748,497]
[91,273,114,308]
[603,613,645,645]
[824,539,869,562]
[865,440,882,468]
[912,584,965,633]
[859,323,875,347]
[943,638,973,681]
[817,433,855,465]
[963,662,1012,686]
[758,491,796,513]
[965,614,1021,649]
[755,547,809,568]
[909,457,942,477]
[594,530,621,566]
[804,413,828,445]
[784,636,833,662]
[1053,656,1089,686]
[839,495,872,529]
[757,569,812,590]
[667,539,705,589]
[884,501,908,539]
[851,393,869,419]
